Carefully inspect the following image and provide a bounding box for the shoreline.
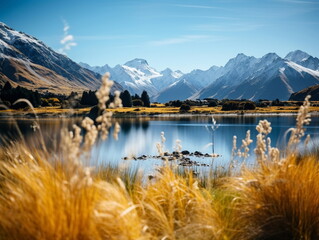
[1,107,319,120]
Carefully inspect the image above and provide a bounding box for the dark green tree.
[132,94,140,100]
[80,90,98,106]
[3,81,12,91]
[132,99,144,106]
[0,82,41,109]
[141,90,150,107]
[179,104,191,112]
[120,90,132,107]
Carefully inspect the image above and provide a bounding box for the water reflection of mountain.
[0,118,81,149]
[1,115,318,171]
[119,119,149,134]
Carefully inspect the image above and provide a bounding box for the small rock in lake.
[201,163,210,167]
[181,150,190,155]
[194,151,203,156]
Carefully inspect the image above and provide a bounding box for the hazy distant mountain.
[285,50,319,71]
[151,68,183,91]
[191,51,319,101]
[78,62,113,76]
[153,79,199,103]
[0,22,122,94]
[289,84,319,101]
[178,66,223,89]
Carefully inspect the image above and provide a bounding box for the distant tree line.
[221,101,256,111]
[1,81,305,110]
[165,99,219,107]
[80,89,151,108]
[0,82,41,109]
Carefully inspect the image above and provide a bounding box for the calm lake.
[1,114,319,173]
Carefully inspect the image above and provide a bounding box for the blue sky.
[1,0,319,72]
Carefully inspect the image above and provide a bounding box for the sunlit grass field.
[1,104,319,116]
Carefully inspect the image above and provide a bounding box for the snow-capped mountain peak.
[261,52,280,61]
[123,58,159,76]
[161,68,173,74]
[0,22,123,94]
[124,58,149,69]
[160,68,183,78]
[0,22,45,48]
[285,50,311,62]
[224,53,257,70]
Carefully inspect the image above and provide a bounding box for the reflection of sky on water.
[94,115,319,172]
[1,115,319,174]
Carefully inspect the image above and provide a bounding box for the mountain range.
[81,50,319,102]
[1,22,319,102]
[0,22,122,94]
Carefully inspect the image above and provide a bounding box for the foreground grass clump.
[228,155,319,240]
[0,146,144,240]
[135,167,223,239]
[4,142,318,240]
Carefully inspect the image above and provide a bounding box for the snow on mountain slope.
[286,61,319,77]
[153,79,199,103]
[124,58,160,76]
[192,55,319,101]
[81,60,183,96]
[79,62,113,76]
[178,65,223,90]
[151,68,183,91]
[111,60,160,96]
[285,50,311,62]
[285,50,319,71]
[0,22,123,94]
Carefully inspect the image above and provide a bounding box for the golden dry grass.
[2,140,318,240]
[1,97,319,239]
[0,106,91,115]
[227,155,319,240]
[2,104,319,116]
[0,146,145,240]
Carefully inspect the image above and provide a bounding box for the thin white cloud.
[63,23,69,32]
[149,35,224,46]
[60,35,74,44]
[59,20,77,54]
[76,35,142,41]
[193,23,264,32]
